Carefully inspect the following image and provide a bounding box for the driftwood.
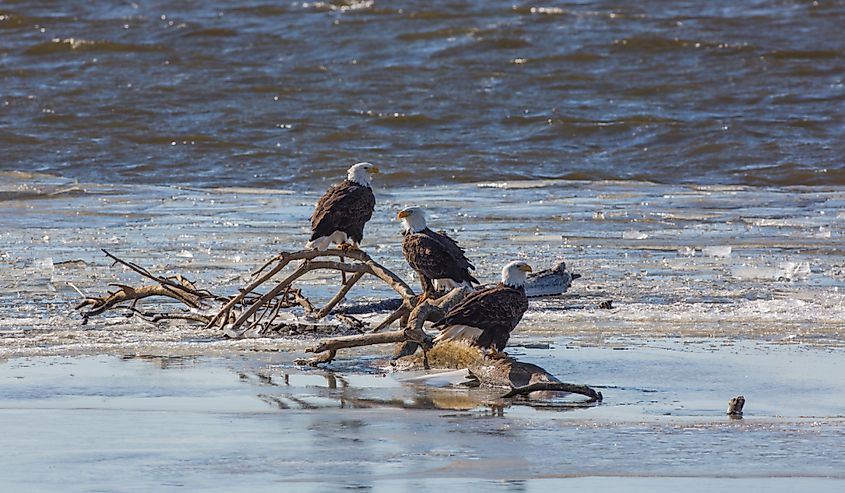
[727,395,745,417]
[402,342,602,402]
[76,247,601,404]
[209,248,415,338]
[77,248,414,338]
[502,382,602,400]
[75,250,219,324]
[297,287,470,366]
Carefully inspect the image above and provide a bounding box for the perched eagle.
[306,162,378,251]
[433,261,532,353]
[398,207,479,299]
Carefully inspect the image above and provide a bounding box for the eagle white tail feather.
[433,278,473,291]
[434,324,484,344]
[306,231,348,251]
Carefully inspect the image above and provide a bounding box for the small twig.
[334,313,368,331]
[76,284,202,317]
[66,281,87,298]
[290,288,315,315]
[127,306,211,324]
[251,252,288,278]
[101,249,213,299]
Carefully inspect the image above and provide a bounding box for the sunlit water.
[2,1,844,187]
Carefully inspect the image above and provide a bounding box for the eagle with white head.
[397,206,479,299]
[433,260,532,353]
[306,162,379,251]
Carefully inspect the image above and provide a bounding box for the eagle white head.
[397,206,427,233]
[347,162,380,187]
[502,261,533,288]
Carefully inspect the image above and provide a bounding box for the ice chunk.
[731,261,810,281]
[33,257,54,272]
[622,230,649,240]
[525,260,580,297]
[678,246,696,257]
[702,246,732,258]
[777,261,810,281]
[814,228,832,239]
[731,265,780,280]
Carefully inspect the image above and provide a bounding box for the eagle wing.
[427,229,476,271]
[310,181,375,242]
[403,233,470,282]
[433,285,528,349]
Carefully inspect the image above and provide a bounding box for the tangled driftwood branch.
[209,248,415,338]
[297,286,470,366]
[75,250,216,323]
[75,248,602,403]
[78,248,415,338]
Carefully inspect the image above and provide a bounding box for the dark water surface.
[2,0,844,188]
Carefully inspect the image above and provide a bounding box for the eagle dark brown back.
[401,228,479,296]
[432,283,528,351]
[309,180,375,245]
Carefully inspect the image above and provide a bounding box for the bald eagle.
[398,207,479,299]
[433,261,532,352]
[306,163,378,251]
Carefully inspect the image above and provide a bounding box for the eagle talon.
[416,292,432,304]
[337,242,358,253]
[486,349,508,360]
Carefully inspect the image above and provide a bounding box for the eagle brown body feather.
[402,228,478,295]
[432,283,528,351]
[310,180,375,245]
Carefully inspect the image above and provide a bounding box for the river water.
[2,0,844,187]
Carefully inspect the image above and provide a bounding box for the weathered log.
[306,330,409,354]
[727,395,745,417]
[400,342,602,402]
[502,382,602,401]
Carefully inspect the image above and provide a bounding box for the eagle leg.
[485,349,509,360]
[418,277,437,303]
[337,242,360,253]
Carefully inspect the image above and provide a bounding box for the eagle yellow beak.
[369,166,380,174]
[519,264,533,273]
[397,210,411,219]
